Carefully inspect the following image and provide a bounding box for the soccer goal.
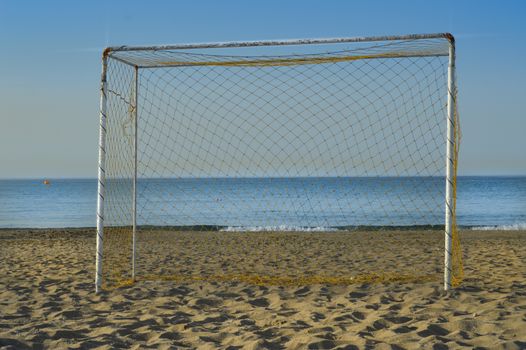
[95,33,461,292]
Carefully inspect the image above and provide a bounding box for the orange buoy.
[43,179,50,185]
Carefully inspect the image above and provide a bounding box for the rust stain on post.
[102,47,112,58]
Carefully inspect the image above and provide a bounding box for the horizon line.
[1,174,526,181]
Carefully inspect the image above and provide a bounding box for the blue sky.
[0,0,525,178]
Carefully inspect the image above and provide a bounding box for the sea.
[0,176,525,230]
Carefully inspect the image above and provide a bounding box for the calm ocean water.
[0,177,525,229]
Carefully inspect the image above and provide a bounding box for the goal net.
[95,34,462,291]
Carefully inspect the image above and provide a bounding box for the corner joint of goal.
[102,47,112,59]
[444,33,455,44]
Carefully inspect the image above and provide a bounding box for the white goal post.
[95,33,460,293]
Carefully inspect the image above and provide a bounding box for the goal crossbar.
[105,33,453,53]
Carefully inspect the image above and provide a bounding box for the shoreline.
[2,224,526,231]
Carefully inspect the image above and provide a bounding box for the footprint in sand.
[385,316,412,324]
[307,339,336,349]
[249,297,269,308]
[310,312,326,322]
[294,286,311,297]
[193,297,222,308]
[417,323,450,337]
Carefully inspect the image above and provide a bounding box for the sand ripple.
[0,229,525,349]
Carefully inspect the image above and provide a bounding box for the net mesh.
[101,37,461,290]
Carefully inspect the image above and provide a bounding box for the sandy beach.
[1,229,525,349]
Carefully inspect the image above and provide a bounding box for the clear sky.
[0,0,525,178]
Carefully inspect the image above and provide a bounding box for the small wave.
[472,223,526,231]
[220,225,339,232]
